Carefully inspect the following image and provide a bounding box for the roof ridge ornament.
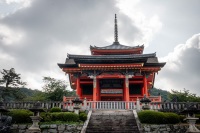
[114,14,119,44]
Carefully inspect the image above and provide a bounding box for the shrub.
[138,110,180,124]
[164,112,180,124]
[40,112,52,122]
[195,114,200,123]
[62,112,79,122]
[79,112,87,121]
[51,112,79,122]
[179,115,186,123]
[138,110,165,124]
[50,107,62,112]
[8,109,33,124]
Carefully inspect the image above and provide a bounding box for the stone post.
[136,98,141,111]
[140,95,151,110]
[185,117,200,133]
[180,103,200,133]
[69,99,73,111]
[83,97,87,111]
[28,101,45,133]
[72,98,82,114]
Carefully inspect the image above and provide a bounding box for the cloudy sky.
[0,0,200,94]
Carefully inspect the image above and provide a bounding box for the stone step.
[88,123,137,126]
[86,110,140,133]
[87,125,138,128]
[86,128,140,131]
[86,129,140,133]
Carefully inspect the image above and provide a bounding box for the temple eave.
[62,67,163,73]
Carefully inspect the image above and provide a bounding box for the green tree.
[169,88,200,102]
[0,68,26,88]
[0,68,27,101]
[24,91,47,101]
[42,77,76,101]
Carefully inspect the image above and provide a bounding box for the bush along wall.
[138,110,180,124]
[8,109,33,124]
[51,112,79,122]
[8,108,88,133]
[50,107,62,113]
[79,112,87,122]
[7,108,87,124]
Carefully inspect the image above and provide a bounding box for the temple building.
[58,14,166,102]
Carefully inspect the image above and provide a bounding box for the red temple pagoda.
[58,14,166,102]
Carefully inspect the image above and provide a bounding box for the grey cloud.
[142,0,200,57]
[0,0,142,88]
[156,34,200,94]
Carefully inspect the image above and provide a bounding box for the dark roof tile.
[90,42,144,50]
[67,53,156,59]
[65,59,76,64]
[146,57,158,63]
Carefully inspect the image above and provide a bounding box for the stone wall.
[11,123,83,133]
[142,124,200,133]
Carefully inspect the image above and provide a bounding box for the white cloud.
[0,24,24,45]
[0,0,32,18]
[5,0,31,8]
[155,33,200,94]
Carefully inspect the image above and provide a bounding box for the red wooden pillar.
[142,86,144,96]
[92,76,97,109]
[96,79,99,101]
[125,75,129,109]
[123,79,126,101]
[93,76,97,101]
[125,75,129,102]
[76,77,81,97]
[143,75,148,96]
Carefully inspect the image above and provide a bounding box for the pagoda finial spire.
[114,14,119,44]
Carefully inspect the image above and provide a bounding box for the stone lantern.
[72,97,82,114]
[0,101,12,133]
[28,101,45,133]
[180,103,200,133]
[140,95,151,110]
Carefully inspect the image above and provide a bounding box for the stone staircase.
[86,110,140,133]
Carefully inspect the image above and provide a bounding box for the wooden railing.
[154,102,200,111]
[87,101,136,110]
[3,100,200,112]
[4,101,63,110]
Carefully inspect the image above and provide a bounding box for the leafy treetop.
[42,76,76,101]
[169,88,200,102]
[0,68,26,88]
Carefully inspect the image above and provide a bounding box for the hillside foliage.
[169,88,200,102]
[149,87,170,101]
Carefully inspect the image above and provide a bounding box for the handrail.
[3,101,200,111]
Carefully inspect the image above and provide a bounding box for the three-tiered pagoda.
[58,14,166,102]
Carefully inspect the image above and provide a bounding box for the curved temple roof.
[90,43,144,50]
[67,53,156,59]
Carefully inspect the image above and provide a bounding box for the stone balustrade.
[4,100,200,111]
[4,101,64,110]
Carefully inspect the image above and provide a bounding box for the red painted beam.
[80,81,93,84]
[129,81,143,84]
